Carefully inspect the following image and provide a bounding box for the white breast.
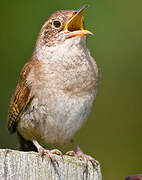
[19,92,95,146]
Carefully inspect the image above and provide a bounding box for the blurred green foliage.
[0,0,142,179]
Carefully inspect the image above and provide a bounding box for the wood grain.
[0,149,102,180]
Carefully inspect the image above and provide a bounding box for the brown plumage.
[7,5,101,166]
[8,60,34,134]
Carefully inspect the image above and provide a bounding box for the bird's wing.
[7,60,35,134]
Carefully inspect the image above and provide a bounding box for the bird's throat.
[34,36,87,61]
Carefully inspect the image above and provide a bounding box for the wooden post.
[125,175,142,180]
[0,149,102,180]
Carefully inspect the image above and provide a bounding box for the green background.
[0,0,142,179]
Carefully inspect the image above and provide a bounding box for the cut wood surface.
[0,149,102,180]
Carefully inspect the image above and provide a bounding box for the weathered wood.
[0,149,102,180]
[125,174,142,180]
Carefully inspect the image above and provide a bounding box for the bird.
[7,5,101,167]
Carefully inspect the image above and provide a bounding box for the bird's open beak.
[65,5,93,38]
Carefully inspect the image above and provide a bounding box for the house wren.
[8,5,101,166]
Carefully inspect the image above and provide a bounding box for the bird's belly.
[18,93,95,146]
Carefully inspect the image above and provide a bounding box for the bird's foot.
[41,149,62,166]
[32,140,62,166]
[66,150,98,169]
[66,139,98,170]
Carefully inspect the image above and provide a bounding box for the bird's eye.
[53,20,61,28]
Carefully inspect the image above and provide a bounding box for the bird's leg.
[66,139,98,169]
[32,140,62,165]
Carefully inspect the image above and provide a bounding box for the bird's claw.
[40,149,62,166]
[66,150,76,156]
[66,150,98,170]
[32,140,63,165]
[50,149,63,160]
[50,149,63,156]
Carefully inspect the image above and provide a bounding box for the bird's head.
[36,5,93,47]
